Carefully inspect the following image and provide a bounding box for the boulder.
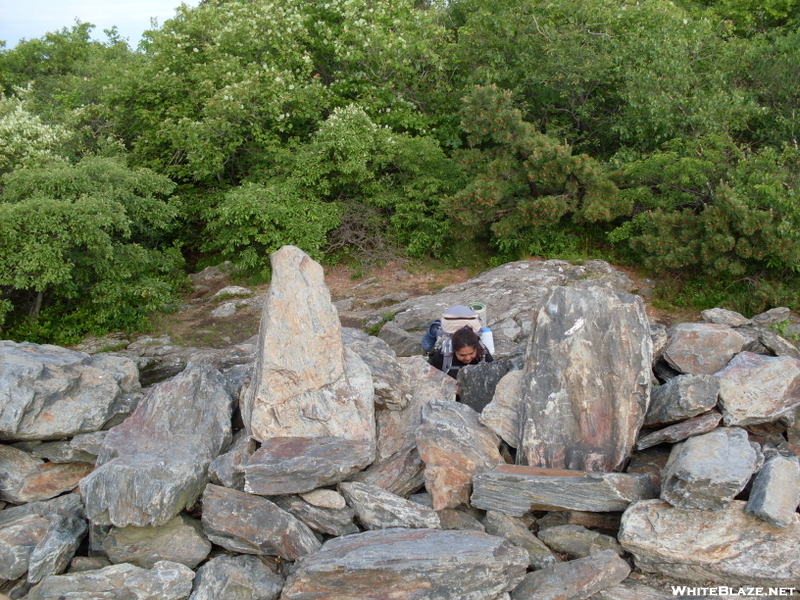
[80,363,234,527]
[662,323,745,375]
[480,369,524,448]
[0,341,140,441]
[745,455,800,527]
[338,481,440,529]
[241,246,375,447]
[519,286,651,472]
[273,495,359,537]
[701,308,751,327]
[635,410,722,450]
[457,357,522,413]
[482,511,558,569]
[536,524,624,559]
[619,499,800,586]
[644,374,719,426]
[189,554,284,600]
[0,445,93,504]
[281,528,529,600]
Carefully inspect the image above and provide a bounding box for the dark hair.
[452,326,482,355]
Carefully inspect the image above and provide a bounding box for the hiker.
[429,325,493,379]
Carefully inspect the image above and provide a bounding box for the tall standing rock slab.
[520,286,651,472]
[281,528,529,600]
[619,499,800,586]
[80,363,234,527]
[241,246,375,448]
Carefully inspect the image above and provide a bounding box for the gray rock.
[208,429,256,491]
[416,398,503,510]
[201,484,321,560]
[30,434,102,464]
[80,363,234,527]
[211,302,237,318]
[483,511,558,569]
[619,499,800,586]
[342,327,413,410]
[472,466,657,516]
[588,580,672,600]
[350,447,426,498]
[101,514,211,569]
[660,427,759,510]
[759,330,800,359]
[338,481,440,530]
[536,524,624,559]
[701,307,751,327]
[377,320,424,357]
[437,507,486,532]
[26,560,195,600]
[480,369,524,448]
[300,488,346,509]
[281,528,529,600]
[636,410,722,450]
[716,351,800,426]
[520,286,651,472]
[511,549,631,600]
[26,511,87,584]
[745,455,800,527]
[212,285,252,298]
[645,374,719,426]
[0,513,49,580]
[241,246,376,447]
[752,306,791,327]
[189,555,284,600]
[273,495,359,537]
[0,444,93,504]
[0,341,140,441]
[365,292,410,306]
[244,436,375,495]
[535,512,621,535]
[662,323,745,375]
[67,556,112,572]
[457,357,521,413]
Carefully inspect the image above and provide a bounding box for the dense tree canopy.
[0,0,798,341]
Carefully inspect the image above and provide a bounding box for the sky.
[0,0,200,49]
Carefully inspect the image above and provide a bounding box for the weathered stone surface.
[244,436,374,495]
[536,524,624,559]
[26,560,195,600]
[281,528,529,600]
[273,495,359,537]
[535,512,621,535]
[0,445,93,504]
[80,363,233,527]
[480,369,524,448]
[0,513,49,580]
[0,341,140,441]
[208,429,256,491]
[351,447,425,498]
[201,484,321,560]
[745,455,800,527]
[511,549,631,600]
[645,374,719,426]
[437,507,486,532]
[760,330,800,359]
[29,434,102,464]
[26,509,87,584]
[101,514,210,569]
[67,556,111,572]
[301,488,346,509]
[661,427,758,510]
[189,554,284,600]
[242,246,375,445]
[383,259,636,358]
[483,511,558,569]
[416,398,503,510]
[636,410,722,450]
[752,306,791,327]
[716,351,800,426]
[377,321,423,357]
[339,481,440,530]
[619,499,800,586]
[588,580,672,600]
[701,307,751,327]
[457,357,521,414]
[343,327,413,410]
[662,323,745,375]
[519,286,651,472]
[472,465,657,516]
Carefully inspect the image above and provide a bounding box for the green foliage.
[610,134,800,281]
[444,85,627,259]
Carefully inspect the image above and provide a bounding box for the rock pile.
[2,246,799,600]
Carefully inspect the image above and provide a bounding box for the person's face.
[455,345,478,363]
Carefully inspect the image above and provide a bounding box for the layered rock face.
[2,247,800,600]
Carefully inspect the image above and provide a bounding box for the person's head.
[451,326,482,363]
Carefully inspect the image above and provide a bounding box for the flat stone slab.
[244,436,375,495]
[662,323,745,375]
[471,465,657,516]
[636,411,722,450]
[620,499,800,587]
[281,528,529,600]
[645,374,719,426]
[190,554,285,600]
[338,481,440,529]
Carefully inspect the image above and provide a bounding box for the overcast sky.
[1,0,200,49]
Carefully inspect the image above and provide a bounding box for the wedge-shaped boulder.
[416,398,503,510]
[244,436,374,495]
[536,524,624,559]
[281,528,529,600]
[201,484,321,560]
[0,341,140,441]
[26,560,195,600]
[520,286,651,472]
[472,465,657,516]
[483,511,558,569]
[662,323,745,375]
[745,455,800,528]
[80,363,233,527]
[480,369,524,448]
[660,427,759,510]
[26,510,87,584]
[189,554,285,600]
[209,429,256,491]
[342,327,412,411]
[716,351,800,426]
[511,550,631,600]
[0,444,93,504]
[645,374,719,426]
[338,481,440,530]
[241,246,375,445]
[619,499,800,586]
[273,495,359,537]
